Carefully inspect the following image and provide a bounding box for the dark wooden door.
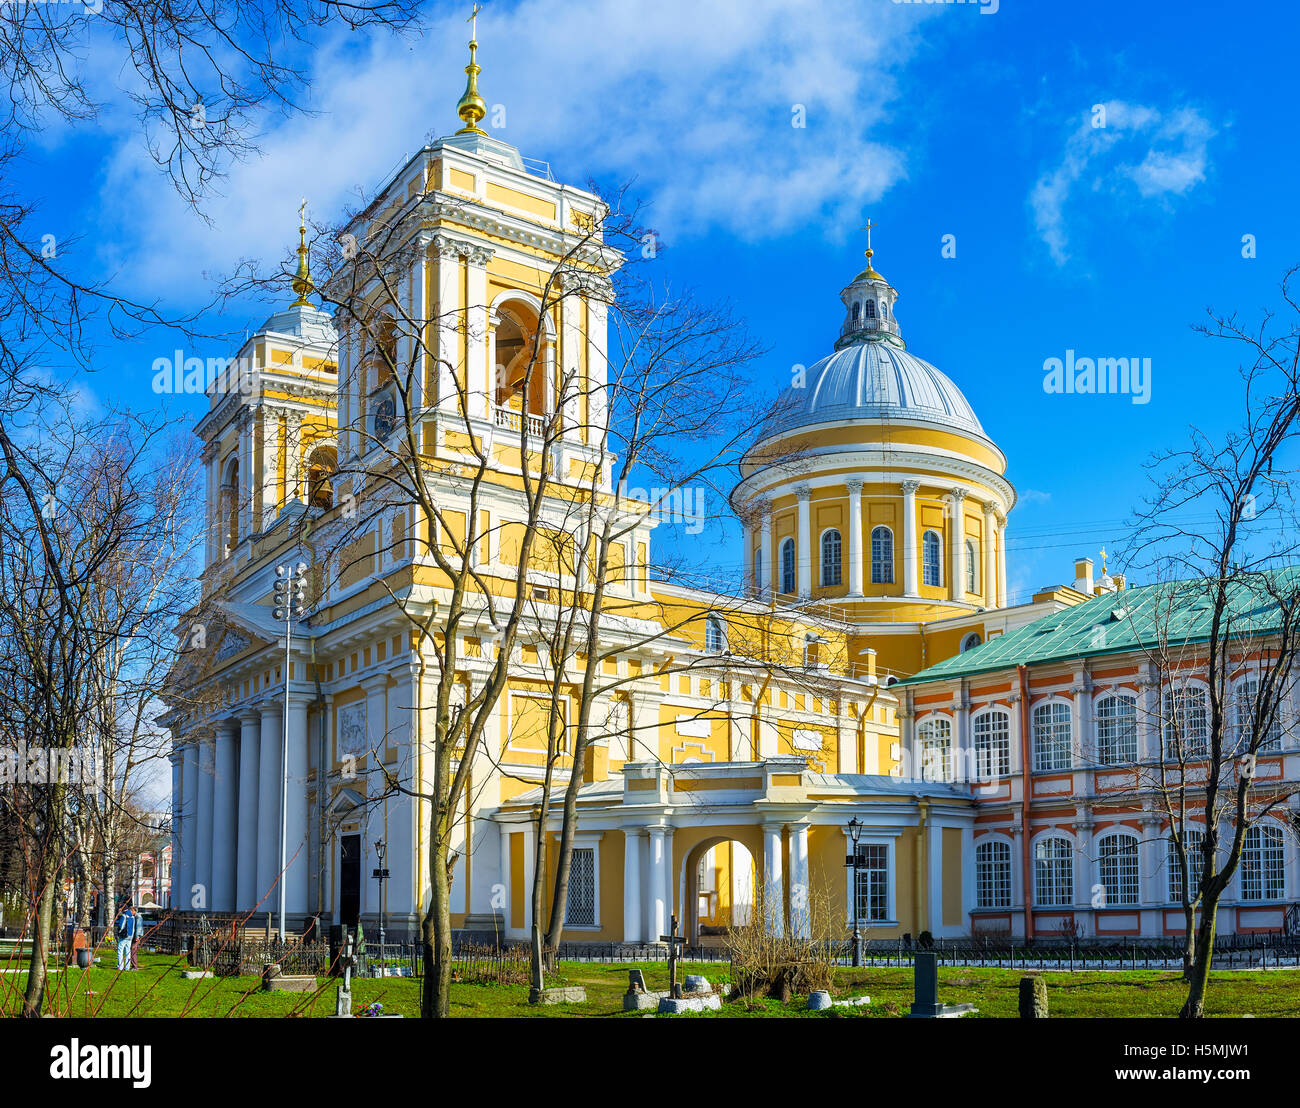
[339,834,360,928]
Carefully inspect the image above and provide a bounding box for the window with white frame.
[922,529,942,587]
[1234,678,1283,752]
[871,526,894,584]
[1163,686,1208,758]
[1167,828,1206,904]
[918,717,953,782]
[779,538,796,595]
[1097,833,1139,906]
[1241,824,1285,901]
[965,538,979,593]
[1032,701,1073,771]
[975,839,1012,908]
[821,528,842,587]
[1095,692,1138,764]
[851,843,889,922]
[565,847,597,926]
[704,615,726,653]
[972,709,1011,778]
[1034,836,1074,907]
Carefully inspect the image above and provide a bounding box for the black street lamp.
[372,839,389,965]
[847,816,864,968]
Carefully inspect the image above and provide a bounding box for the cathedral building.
[165,29,1104,947]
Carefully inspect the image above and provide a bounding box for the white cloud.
[92,0,936,301]
[1030,100,1214,266]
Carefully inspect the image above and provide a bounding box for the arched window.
[494,301,547,415]
[820,528,842,587]
[864,299,876,319]
[1032,701,1072,771]
[1034,837,1074,907]
[1163,686,1208,758]
[305,445,337,511]
[1096,693,1137,764]
[972,709,1010,778]
[753,547,762,591]
[851,303,860,323]
[222,456,240,551]
[871,526,893,584]
[975,840,1012,908]
[704,615,726,653]
[918,717,953,783]
[960,631,981,653]
[965,538,978,593]
[1234,678,1283,751]
[922,530,942,587]
[1241,824,1285,901]
[779,538,796,595]
[1097,833,1139,906]
[1167,828,1206,903]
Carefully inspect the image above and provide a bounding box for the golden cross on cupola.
[291,198,314,307]
[858,218,883,280]
[456,2,488,135]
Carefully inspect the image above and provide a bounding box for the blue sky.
[24,0,1300,603]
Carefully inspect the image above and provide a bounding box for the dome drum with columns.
[732,243,1015,675]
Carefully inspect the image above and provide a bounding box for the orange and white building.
[896,569,1300,941]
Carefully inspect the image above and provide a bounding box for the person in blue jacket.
[115,904,137,970]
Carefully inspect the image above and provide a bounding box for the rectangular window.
[1096,694,1138,764]
[565,847,597,926]
[1167,830,1205,904]
[852,843,889,922]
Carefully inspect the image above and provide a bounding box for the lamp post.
[272,560,309,943]
[372,839,389,965]
[847,815,863,968]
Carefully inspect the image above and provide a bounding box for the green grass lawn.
[2,953,1297,1017]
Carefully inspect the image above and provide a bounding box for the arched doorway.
[683,836,757,946]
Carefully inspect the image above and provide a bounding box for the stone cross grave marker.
[660,915,687,999]
[335,933,356,1018]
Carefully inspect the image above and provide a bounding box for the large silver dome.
[768,340,987,439]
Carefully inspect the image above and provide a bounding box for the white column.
[758,502,772,598]
[433,236,462,414]
[789,823,810,938]
[901,479,920,596]
[623,829,643,942]
[195,733,215,909]
[796,485,812,597]
[949,487,967,602]
[466,245,494,420]
[497,824,512,934]
[284,696,311,917]
[256,706,283,913]
[648,827,667,940]
[407,238,429,413]
[170,748,188,910]
[742,525,754,598]
[847,478,864,597]
[586,286,611,449]
[284,411,304,504]
[236,711,261,912]
[996,512,1008,607]
[257,408,280,529]
[763,823,785,936]
[237,407,255,540]
[983,503,998,609]
[211,721,239,912]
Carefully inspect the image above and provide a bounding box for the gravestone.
[328,935,356,1018]
[805,990,832,1010]
[659,915,686,999]
[1019,975,1048,1018]
[905,951,977,1018]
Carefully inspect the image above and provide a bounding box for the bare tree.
[1129,266,1300,1018]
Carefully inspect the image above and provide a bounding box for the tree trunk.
[1180,898,1219,1018]
[1181,903,1195,981]
[420,833,453,1018]
[22,842,60,1018]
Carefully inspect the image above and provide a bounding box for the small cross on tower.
[660,914,687,999]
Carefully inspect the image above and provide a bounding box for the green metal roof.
[896,566,1300,687]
